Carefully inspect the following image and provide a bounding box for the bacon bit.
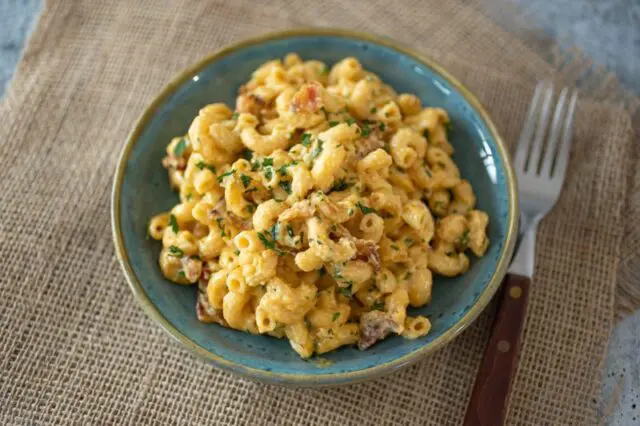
[279,200,316,222]
[196,291,227,326]
[358,311,399,350]
[291,82,322,113]
[355,239,381,272]
[355,134,385,160]
[236,93,265,116]
[161,155,187,171]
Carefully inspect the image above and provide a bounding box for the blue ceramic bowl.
[112,29,518,387]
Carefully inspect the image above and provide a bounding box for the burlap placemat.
[0,1,636,424]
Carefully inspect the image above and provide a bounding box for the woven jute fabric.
[0,1,636,425]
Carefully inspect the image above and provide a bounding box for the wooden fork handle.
[463,273,531,426]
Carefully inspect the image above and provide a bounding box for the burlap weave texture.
[0,1,635,425]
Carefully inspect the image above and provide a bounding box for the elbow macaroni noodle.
[148,55,490,358]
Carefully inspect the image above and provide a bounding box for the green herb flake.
[330,178,351,193]
[216,217,226,237]
[196,161,216,173]
[216,169,235,183]
[262,157,274,167]
[459,229,470,247]
[241,149,253,160]
[245,204,255,214]
[345,118,356,126]
[404,237,414,247]
[169,214,179,233]
[322,64,330,75]
[279,180,292,194]
[190,254,201,261]
[270,222,280,243]
[173,138,187,156]
[168,245,184,257]
[286,224,294,239]
[178,270,186,279]
[245,187,258,194]
[361,123,372,137]
[185,193,192,201]
[277,161,298,176]
[311,139,324,160]
[250,161,260,171]
[264,168,273,181]
[390,244,400,251]
[339,285,353,299]
[424,167,433,178]
[378,122,386,132]
[371,300,385,311]
[300,133,312,147]
[240,173,252,189]
[370,106,377,113]
[348,208,354,216]
[332,312,340,322]
[328,121,339,127]
[257,232,275,250]
[234,249,240,255]
[356,201,377,215]
[231,112,240,119]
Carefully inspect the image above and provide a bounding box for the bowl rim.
[111,27,518,387]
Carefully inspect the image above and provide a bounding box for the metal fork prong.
[540,87,569,177]
[514,82,545,172]
[526,83,554,174]
[552,90,578,182]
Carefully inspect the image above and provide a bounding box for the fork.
[463,82,578,426]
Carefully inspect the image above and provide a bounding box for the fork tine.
[540,87,568,177]
[514,82,545,172]
[527,83,554,174]
[552,90,578,181]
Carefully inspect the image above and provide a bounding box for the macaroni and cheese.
[149,54,490,358]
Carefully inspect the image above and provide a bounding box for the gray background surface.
[1,0,638,423]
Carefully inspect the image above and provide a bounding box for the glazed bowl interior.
[112,29,517,386]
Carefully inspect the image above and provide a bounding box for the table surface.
[1,1,638,424]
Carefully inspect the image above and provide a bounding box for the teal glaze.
[114,31,515,386]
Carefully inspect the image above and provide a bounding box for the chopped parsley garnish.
[196,161,216,173]
[370,106,377,113]
[345,118,356,126]
[169,214,179,233]
[264,168,273,181]
[185,193,192,201]
[328,121,339,127]
[378,122,386,132]
[277,161,298,176]
[332,312,340,322]
[216,169,235,183]
[216,217,226,237]
[330,178,351,192]
[257,231,284,256]
[246,204,255,213]
[390,244,400,251]
[178,270,186,279]
[173,138,187,156]
[168,245,184,257]
[356,201,377,215]
[240,174,252,188]
[251,161,260,171]
[262,157,273,167]
[241,149,253,160]
[279,180,292,194]
[338,285,353,299]
[311,139,324,160]
[231,112,240,119]
[361,123,372,137]
[245,187,258,193]
[270,222,280,243]
[424,167,433,177]
[286,224,294,239]
[300,133,312,147]
[404,237,414,247]
[190,254,201,261]
[348,208,354,216]
[371,300,385,311]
